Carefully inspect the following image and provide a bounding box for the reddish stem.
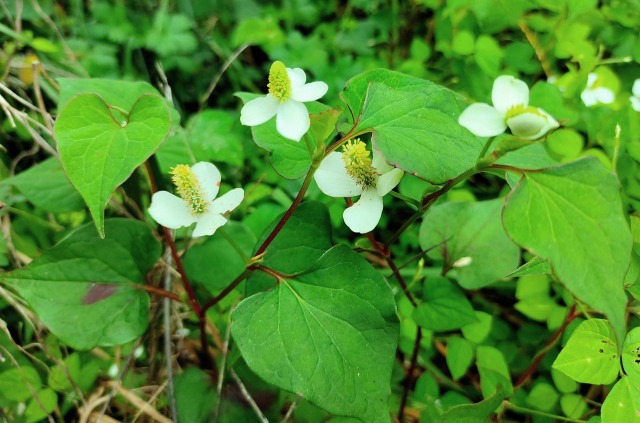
[386,254,417,307]
[161,228,201,315]
[135,284,184,303]
[255,168,317,256]
[514,305,577,388]
[145,161,214,372]
[398,327,422,421]
[202,268,254,313]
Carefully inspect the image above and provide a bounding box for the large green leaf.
[232,245,399,423]
[340,68,464,124]
[1,219,159,350]
[54,93,171,237]
[357,83,483,184]
[254,200,333,274]
[3,157,84,212]
[601,376,640,422]
[420,199,520,289]
[552,319,619,384]
[338,70,481,183]
[246,201,334,297]
[58,78,163,112]
[503,158,632,345]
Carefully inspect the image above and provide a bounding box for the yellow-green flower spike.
[342,139,378,189]
[505,104,544,120]
[170,164,209,215]
[268,61,292,103]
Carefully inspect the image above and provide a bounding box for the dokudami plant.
[1,56,639,422]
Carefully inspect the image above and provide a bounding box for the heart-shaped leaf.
[232,245,399,423]
[552,319,619,385]
[54,93,171,237]
[2,219,160,350]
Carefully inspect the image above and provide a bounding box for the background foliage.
[0,0,639,422]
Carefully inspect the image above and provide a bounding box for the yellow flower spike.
[170,164,209,215]
[267,61,292,103]
[342,139,378,189]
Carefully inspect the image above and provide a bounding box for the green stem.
[477,136,495,161]
[218,227,249,263]
[303,133,314,157]
[387,191,419,209]
[505,402,588,422]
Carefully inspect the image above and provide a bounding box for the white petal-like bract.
[314,152,362,197]
[506,109,559,140]
[458,103,507,137]
[276,100,310,141]
[492,75,529,113]
[343,188,384,233]
[148,162,243,238]
[148,191,197,229]
[239,95,280,126]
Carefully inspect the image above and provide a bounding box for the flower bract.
[630,79,640,112]
[240,61,328,142]
[581,73,615,107]
[314,140,403,233]
[458,75,559,140]
[148,162,243,237]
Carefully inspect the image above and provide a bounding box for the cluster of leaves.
[0,1,639,423]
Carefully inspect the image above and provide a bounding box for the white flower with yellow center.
[240,61,329,142]
[581,73,615,107]
[458,75,559,140]
[314,140,403,233]
[148,162,244,237]
[630,79,640,112]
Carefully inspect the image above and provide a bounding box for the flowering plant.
[148,162,243,237]
[240,61,328,141]
[4,4,640,423]
[458,75,559,140]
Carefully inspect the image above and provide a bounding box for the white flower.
[240,61,328,142]
[314,140,403,233]
[458,75,559,140]
[630,79,640,112]
[148,162,243,237]
[581,73,615,107]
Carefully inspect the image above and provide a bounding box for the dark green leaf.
[2,219,159,349]
[4,157,84,212]
[232,245,399,423]
[503,158,632,345]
